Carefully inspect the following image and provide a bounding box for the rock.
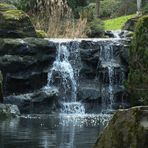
[0,3,37,38]
[0,103,20,118]
[94,106,148,148]
[104,31,114,38]
[0,38,56,95]
[0,71,3,102]
[5,87,59,113]
[122,16,140,32]
[78,86,101,102]
[119,30,133,38]
[36,30,48,38]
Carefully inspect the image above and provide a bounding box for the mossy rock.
[123,16,140,32]
[36,30,47,38]
[0,3,37,38]
[0,3,17,11]
[94,106,148,148]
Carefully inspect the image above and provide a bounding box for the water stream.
[1,35,127,148]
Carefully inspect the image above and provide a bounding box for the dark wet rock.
[79,40,100,79]
[0,3,37,38]
[94,106,148,148]
[78,86,101,102]
[0,103,20,118]
[122,16,140,32]
[0,38,56,95]
[98,66,124,85]
[5,87,59,113]
[104,31,115,38]
[119,30,133,38]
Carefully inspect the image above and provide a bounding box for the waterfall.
[46,44,77,102]
[45,38,126,115]
[99,41,123,112]
[45,41,85,114]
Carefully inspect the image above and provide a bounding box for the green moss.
[127,15,148,105]
[94,107,147,148]
[0,3,17,11]
[36,30,47,38]
[2,10,28,20]
[0,3,37,38]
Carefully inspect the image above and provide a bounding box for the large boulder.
[0,3,37,38]
[94,106,148,148]
[0,103,20,118]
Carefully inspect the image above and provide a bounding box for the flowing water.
[44,40,84,114]
[99,41,123,112]
[0,36,127,147]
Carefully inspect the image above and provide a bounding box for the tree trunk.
[96,0,100,18]
[137,0,142,12]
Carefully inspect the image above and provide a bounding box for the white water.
[46,42,85,114]
[45,38,125,116]
[46,44,77,102]
[99,41,124,112]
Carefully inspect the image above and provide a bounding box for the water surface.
[0,114,110,148]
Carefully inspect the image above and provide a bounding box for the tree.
[137,0,142,11]
[96,0,100,18]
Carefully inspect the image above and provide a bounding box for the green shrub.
[127,15,148,105]
[142,3,148,14]
[87,18,104,37]
[80,3,95,22]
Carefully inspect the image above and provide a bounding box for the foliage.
[89,0,137,18]
[88,18,104,37]
[99,0,120,18]
[104,14,135,30]
[142,3,148,14]
[80,3,95,22]
[127,15,148,105]
[67,0,88,18]
[36,30,47,38]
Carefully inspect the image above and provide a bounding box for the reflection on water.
[0,114,111,148]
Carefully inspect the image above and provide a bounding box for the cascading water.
[46,44,77,102]
[45,41,85,114]
[99,40,125,113]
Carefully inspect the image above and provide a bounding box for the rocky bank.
[94,106,148,148]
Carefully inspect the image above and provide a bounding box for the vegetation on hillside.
[104,14,135,30]
[1,0,147,37]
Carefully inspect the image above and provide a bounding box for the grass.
[104,14,136,30]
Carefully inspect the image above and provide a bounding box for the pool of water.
[0,113,111,148]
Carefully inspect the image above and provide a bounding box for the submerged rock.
[94,106,148,148]
[0,3,37,38]
[5,87,59,113]
[0,103,20,118]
